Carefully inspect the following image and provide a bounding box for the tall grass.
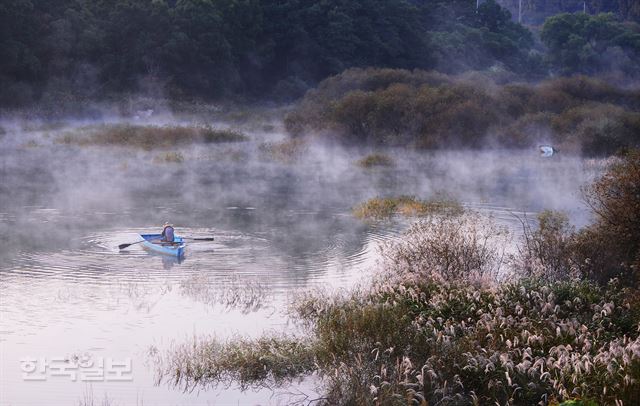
[155,210,640,404]
[353,196,463,220]
[58,124,247,150]
[356,153,394,168]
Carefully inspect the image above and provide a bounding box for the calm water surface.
[0,120,602,405]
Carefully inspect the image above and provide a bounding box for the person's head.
[163,222,173,229]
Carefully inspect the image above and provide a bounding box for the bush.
[575,150,640,285]
[284,68,640,154]
[515,210,576,281]
[378,213,508,285]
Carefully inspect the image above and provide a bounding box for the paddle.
[118,237,214,250]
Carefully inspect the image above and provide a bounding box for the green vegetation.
[155,152,640,404]
[353,196,464,220]
[154,335,315,391]
[356,153,394,168]
[517,151,640,286]
[542,13,640,76]
[574,150,640,285]
[57,125,247,150]
[286,68,640,155]
[497,0,640,25]
[4,0,640,109]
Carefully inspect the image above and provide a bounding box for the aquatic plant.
[22,140,39,148]
[153,151,184,164]
[157,272,640,405]
[356,153,394,168]
[179,274,269,314]
[154,335,316,391]
[353,196,463,220]
[57,124,247,150]
[258,138,308,163]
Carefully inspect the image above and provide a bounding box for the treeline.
[0,0,529,108]
[285,68,640,155]
[2,0,640,109]
[497,0,640,24]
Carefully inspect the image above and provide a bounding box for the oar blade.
[118,243,132,250]
[191,237,215,241]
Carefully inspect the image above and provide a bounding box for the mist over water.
[0,117,604,404]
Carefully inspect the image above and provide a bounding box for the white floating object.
[539,145,554,157]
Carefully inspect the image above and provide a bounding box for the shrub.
[356,153,394,168]
[575,150,640,285]
[378,213,508,285]
[551,104,640,156]
[498,112,555,148]
[515,210,576,281]
[285,68,640,154]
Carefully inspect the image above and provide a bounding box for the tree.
[541,12,640,75]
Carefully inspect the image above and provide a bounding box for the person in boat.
[161,222,175,242]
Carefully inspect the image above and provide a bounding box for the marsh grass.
[156,211,640,405]
[259,138,308,163]
[153,335,316,391]
[353,196,463,220]
[153,151,184,164]
[78,388,117,406]
[356,153,394,168]
[57,124,247,150]
[179,274,269,313]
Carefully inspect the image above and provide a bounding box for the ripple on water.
[3,222,398,289]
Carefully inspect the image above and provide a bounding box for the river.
[0,118,602,405]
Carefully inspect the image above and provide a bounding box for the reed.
[356,153,394,168]
[353,196,463,220]
[57,124,247,150]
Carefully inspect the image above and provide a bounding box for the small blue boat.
[140,234,185,258]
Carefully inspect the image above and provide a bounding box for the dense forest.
[2,0,640,109]
[497,0,640,23]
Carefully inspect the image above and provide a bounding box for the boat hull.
[140,234,185,258]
